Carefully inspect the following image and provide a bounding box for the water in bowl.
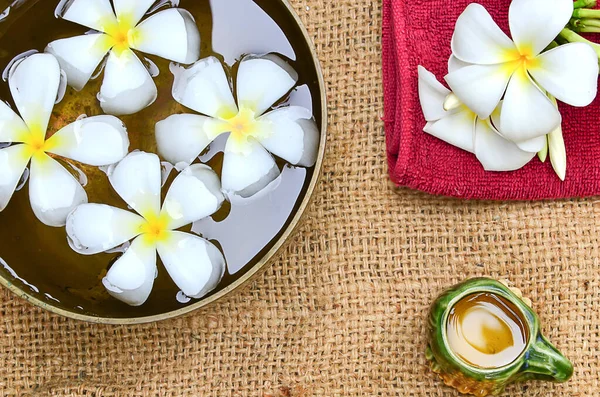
[0,0,321,318]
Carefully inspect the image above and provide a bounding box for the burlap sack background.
[1,0,599,395]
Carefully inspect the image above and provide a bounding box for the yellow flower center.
[517,54,540,70]
[502,45,541,72]
[103,14,140,56]
[205,107,272,154]
[225,107,259,140]
[113,29,130,49]
[21,126,59,158]
[27,135,45,152]
[140,213,170,244]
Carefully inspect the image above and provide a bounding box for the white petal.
[418,66,451,122]
[516,136,547,153]
[493,100,549,156]
[257,106,319,166]
[423,109,476,153]
[509,0,573,57]
[8,53,61,134]
[29,153,87,227]
[237,54,298,116]
[171,57,238,119]
[161,164,224,230]
[546,94,567,180]
[66,204,145,255]
[490,104,503,133]
[0,145,30,211]
[131,9,200,64]
[528,43,599,107]
[56,0,118,33]
[103,235,157,306]
[113,0,155,27]
[548,123,567,181]
[500,67,561,142]
[109,151,161,219]
[538,137,549,163]
[45,34,112,91]
[157,231,225,299]
[451,3,519,64]
[0,101,29,143]
[222,138,280,198]
[443,94,462,112]
[46,115,129,166]
[475,119,536,171]
[155,114,212,166]
[99,49,157,116]
[445,63,514,119]
[448,56,471,74]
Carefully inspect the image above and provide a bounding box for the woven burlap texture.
[2,0,599,396]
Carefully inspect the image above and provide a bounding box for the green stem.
[573,8,600,19]
[559,28,600,60]
[545,41,559,51]
[575,26,600,32]
[554,34,570,46]
[573,0,597,9]
[571,18,600,32]
[583,18,600,28]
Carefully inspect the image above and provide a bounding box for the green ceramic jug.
[427,278,573,396]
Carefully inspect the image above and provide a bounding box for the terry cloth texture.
[1,0,600,396]
[383,0,600,200]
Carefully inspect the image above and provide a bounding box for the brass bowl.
[0,0,327,324]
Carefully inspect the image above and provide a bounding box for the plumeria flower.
[47,0,201,115]
[156,55,319,198]
[0,53,129,226]
[419,65,535,171]
[66,151,226,306]
[446,0,599,152]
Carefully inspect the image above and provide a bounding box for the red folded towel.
[382,0,600,200]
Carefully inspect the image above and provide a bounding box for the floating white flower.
[0,53,129,226]
[156,55,319,198]
[419,66,535,171]
[47,0,201,116]
[446,0,599,151]
[66,151,226,306]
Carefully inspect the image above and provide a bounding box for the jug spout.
[521,335,574,383]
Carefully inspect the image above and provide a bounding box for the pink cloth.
[382,0,600,200]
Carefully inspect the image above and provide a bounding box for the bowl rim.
[0,0,328,325]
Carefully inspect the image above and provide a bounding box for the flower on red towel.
[418,0,599,180]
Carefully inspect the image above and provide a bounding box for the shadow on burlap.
[1,1,599,396]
